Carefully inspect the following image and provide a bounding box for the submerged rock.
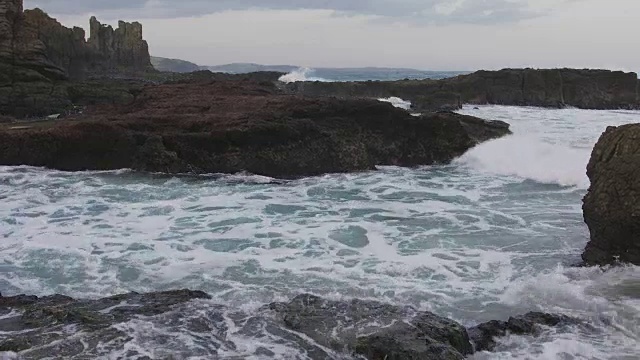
[582,124,640,266]
[0,76,511,178]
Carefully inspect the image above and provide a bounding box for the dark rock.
[87,16,154,74]
[0,290,593,359]
[0,76,511,178]
[267,294,473,359]
[0,289,211,357]
[411,91,462,113]
[468,312,581,352]
[582,124,640,265]
[0,0,155,117]
[0,115,15,123]
[284,68,640,110]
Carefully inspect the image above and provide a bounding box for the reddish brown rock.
[0,76,511,178]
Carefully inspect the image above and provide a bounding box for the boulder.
[582,124,640,265]
[0,75,511,178]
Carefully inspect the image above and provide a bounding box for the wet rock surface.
[267,294,473,359]
[582,124,640,266]
[0,290,588,359]
[467,312,583,352]
[0,74,511,178]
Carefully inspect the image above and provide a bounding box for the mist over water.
[1,106,640,358]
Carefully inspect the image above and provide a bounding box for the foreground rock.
[0,76,510,178]
[283,68,640,111]
[582,124,640,265]
[0,290,585,359]
[467,312,582,352]
[0,0,155,117]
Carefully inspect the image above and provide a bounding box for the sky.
[24,0,639,71]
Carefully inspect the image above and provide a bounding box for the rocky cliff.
[0,0,154,117]
[582,124,640,266]
[283,68,640,111]
[88,16,153,74]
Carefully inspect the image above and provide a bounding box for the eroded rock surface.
[582,124,640,265]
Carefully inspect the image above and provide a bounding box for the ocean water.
[1,105,640,359]
[278,67,466,82]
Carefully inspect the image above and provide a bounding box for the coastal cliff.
[283,68,640,111]
[0,0,154,117]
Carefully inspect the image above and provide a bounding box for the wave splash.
[278,67,328,83]
[456,134,591,188]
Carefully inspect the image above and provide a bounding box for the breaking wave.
[278,67,328,83]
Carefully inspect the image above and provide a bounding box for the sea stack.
[0,0,154,117]
[582,124,640,266]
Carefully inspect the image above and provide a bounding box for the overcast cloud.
[23,0,639,72]
[25,0,558,24]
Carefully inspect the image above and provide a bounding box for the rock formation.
[0,290,588,359]
[87,16,154,74]
[0,0,154,117]
[582,124,640,266]
[283,68,640,111]
[0,74,511,178]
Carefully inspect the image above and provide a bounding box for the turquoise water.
[1,106,639,359]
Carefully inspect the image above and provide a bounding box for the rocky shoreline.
[0,73,511,178]
[0,290,588,359]
[282,68,640,112]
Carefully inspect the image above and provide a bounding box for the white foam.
[456,134,591,188]
[457,105,640,188]
[378,97,412,110]
[2,106,640,358]
[278,67,327,83]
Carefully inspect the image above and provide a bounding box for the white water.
[1,105,640,358]
[278,67,328,83]
[377,97,412,110]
